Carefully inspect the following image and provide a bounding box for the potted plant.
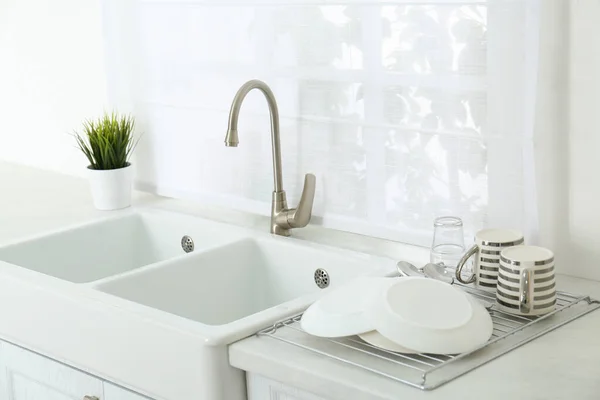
[74,112,139,210]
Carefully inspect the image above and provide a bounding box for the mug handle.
[520,268,534,314]
[455,244,478,284]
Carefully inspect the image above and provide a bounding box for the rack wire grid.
[257,283,600,390]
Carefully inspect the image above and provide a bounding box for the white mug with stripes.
[496,245,556,316]
[455,229,524,291]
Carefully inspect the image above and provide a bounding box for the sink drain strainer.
[181,235,194,253]
[314,268,330,289]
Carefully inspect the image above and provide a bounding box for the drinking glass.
[430,216,466,269]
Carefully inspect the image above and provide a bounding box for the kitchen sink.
[94,236,396,326]
[0,209,250,283]
[0,204,398,400]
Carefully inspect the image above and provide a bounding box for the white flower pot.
[87,164,134,210]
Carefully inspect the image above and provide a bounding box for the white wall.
[536,0,600,281]
[0,0,107,176]
[566,0,600,280]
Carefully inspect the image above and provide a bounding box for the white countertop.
[2,161,600,400]
[230,275,600,400]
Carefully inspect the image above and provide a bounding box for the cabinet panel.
[247,373,329,400]
[104,382,150,400]
[0,341,103,400]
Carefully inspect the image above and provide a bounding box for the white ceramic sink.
[95,236,395,327]
[0,209,250,283]
[0,205,398,400]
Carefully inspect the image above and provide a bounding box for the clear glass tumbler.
[430,216,466,269]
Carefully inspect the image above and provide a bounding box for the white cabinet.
[247,373,330,400]
[104,383,149,400]
[0,341,103,400]
[0,341,150,400]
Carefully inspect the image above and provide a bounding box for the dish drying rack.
[257,283,600,390]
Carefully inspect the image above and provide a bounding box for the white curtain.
[530,0,569,270]
[535,0,600,281]
[101,0,582,263]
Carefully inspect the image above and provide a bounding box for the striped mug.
[455,229,524,291]
[496,245,556,316]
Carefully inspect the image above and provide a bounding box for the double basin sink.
[0,207,398,399]
[0,209,395,328]
[0,207,398,400]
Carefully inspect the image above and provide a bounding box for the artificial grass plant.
[75,112,139,170]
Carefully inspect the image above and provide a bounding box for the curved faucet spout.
[225,80,283,192]
[224,79,316,236]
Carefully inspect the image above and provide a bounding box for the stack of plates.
[301,276,493,354]
[300,277,389,338]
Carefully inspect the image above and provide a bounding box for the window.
[103,0,535,245]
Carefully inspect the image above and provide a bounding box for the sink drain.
[181,235,194,253]
[314,268,330,289]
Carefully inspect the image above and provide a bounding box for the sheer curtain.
[102,0,555,249]
[535,0,600,281]
[530,0,569,272]
[566,1,600,281]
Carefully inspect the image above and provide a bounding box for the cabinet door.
[104,382,150,400]
[247,373,330,400]
[0,341,103,400]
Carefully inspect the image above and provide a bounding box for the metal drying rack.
[257,283,600,390]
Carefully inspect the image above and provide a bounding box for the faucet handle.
[277,173,316,229]
[295,173,316,226]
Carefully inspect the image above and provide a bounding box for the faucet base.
[271,191,290,236]
[271,224,291,237]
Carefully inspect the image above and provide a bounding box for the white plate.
[301,277,397,337]
[367,277,493,354]
[358,331,418,354]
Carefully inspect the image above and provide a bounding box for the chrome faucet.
[225,80,316,236]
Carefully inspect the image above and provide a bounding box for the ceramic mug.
[496,245,556,316]
[455,229,524,291]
